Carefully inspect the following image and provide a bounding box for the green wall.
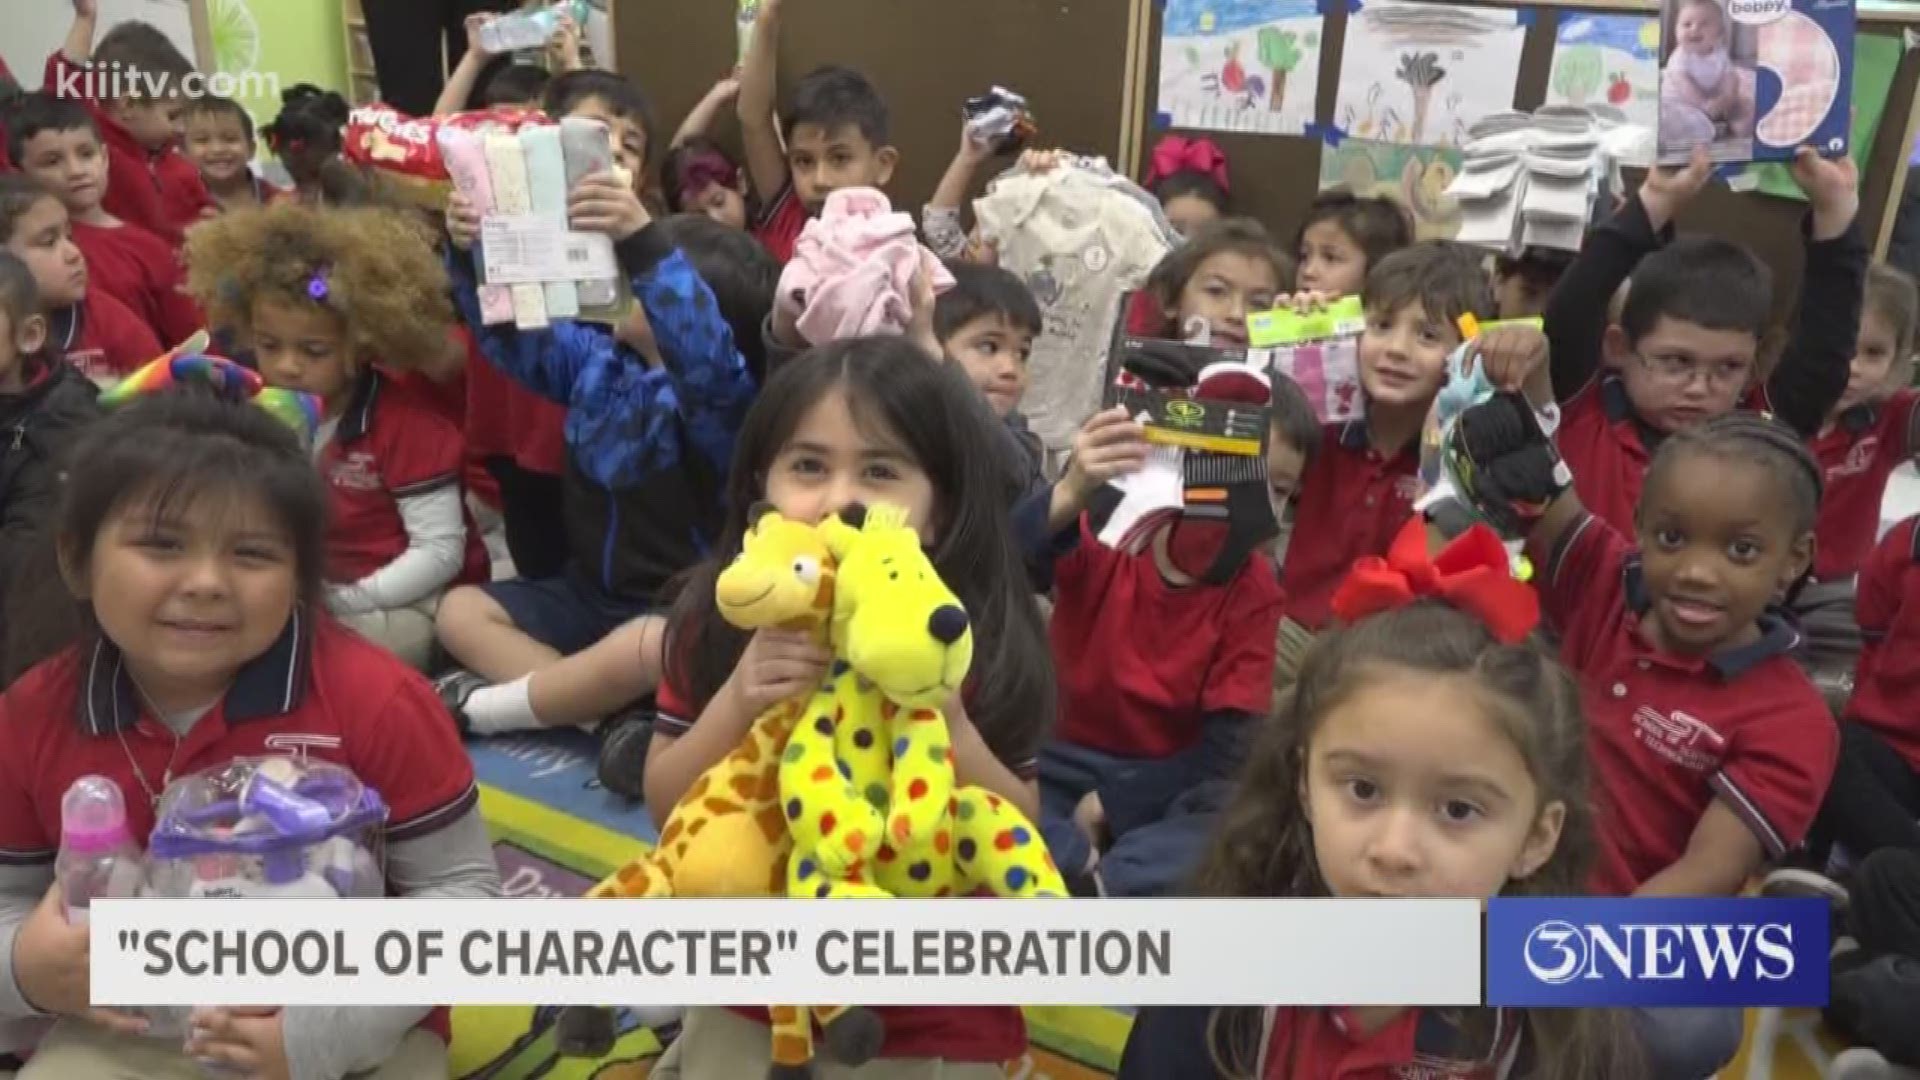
[202,0,349,155]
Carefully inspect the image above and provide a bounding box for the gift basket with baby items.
[57,758,388,1040]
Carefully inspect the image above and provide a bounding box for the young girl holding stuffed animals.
[184,202,489,671]
[0,380,499,1079]
[643,336,1055,1077]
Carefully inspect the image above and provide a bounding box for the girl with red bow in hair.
[1143,134,1231,239]
[1118,523,1648,1080]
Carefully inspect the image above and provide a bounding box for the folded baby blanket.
[777,187,955,344]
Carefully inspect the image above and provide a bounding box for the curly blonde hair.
[184,202,452,371]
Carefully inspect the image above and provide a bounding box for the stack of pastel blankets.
[438,119,632,330]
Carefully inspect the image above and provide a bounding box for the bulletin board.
[1131,0,1920,324]
[0,0,212,92]
[610,0,1137,220]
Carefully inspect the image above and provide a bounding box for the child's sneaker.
[1831,1045,1920,1078]
[1761,866,1850,908]
[433,670,488,737]
[596,711,655,800]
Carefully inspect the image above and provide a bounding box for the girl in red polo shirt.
[0,382,499,1079]
[183,202,488,672]
[1120,598,1645,1079]
[0,175,160,384]
[1796,265,1920,708]
[641,337,1055,1078]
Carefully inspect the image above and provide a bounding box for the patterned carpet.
[454,730,1847,1079]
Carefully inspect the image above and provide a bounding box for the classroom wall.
[612,0,1132,220]
[230,0,351,144]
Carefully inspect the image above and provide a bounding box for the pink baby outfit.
[776,187,954,345]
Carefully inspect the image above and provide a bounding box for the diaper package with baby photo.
[1656,0,1853,164]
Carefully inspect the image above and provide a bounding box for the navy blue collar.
[336,368,383,444]
[77,609,311,735]
[1620,555,1801,679]
[1338,418,1369,451]
[1599,373,1668,452]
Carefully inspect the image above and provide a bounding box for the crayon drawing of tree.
[1256,26,1304,113]
[1396,51,1447,144]
[1552,45,1604,106]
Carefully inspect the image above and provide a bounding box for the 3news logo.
[1485,898,1829,1007]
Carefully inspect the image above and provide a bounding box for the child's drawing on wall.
[1156,0,1322,136]
[1334,0,1526,149]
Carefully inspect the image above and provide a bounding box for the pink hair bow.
[1145,135,1230,193]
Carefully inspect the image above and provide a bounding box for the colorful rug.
[454,730,1133,1079]
[453,731,1848,1079]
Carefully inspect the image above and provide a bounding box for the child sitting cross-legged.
[1448,370,1839,1077]
[1013,365,1291,897]
[184,202,490,672]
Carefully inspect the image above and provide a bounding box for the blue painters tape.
[1154,111,1172,129]
[1514,7,1536,26]
[1304,122,1347,147]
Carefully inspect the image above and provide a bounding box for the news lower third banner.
[88,898,1484,1008]
[1486,897,1831,1008]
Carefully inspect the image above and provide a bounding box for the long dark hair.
[1194,602,1644,1080]
[664,336,1054,767]
[15,389,328,670]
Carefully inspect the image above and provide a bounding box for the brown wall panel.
[613,0,1133,217]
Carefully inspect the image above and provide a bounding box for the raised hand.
[1639,146,1713,231]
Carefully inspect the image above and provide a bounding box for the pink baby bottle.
[57,775,143,924]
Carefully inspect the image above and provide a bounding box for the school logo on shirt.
[1828,435,1879,481]
[1630,706,1726,771]
[1394,475,1422,502]
[328,451,383,492]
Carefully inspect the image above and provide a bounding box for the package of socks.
[437,117,637,330]
[1655,0,1853,165]
[1097,324,1276,561]
[1245,297,1366,424]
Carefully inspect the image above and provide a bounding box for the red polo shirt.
[1542,513,1838,895]
[651,671,1028,1062]
[54,287,162,383]
[0,611,476,1043]
[753,183,808,264]
[461,327,568,476]
[1810,390,1920,582]
[1281,420,1421,628]
[1848,516,1920,772]
[1260,1006,1524,1079]
[70,219,202,348]
[44,52,214,249]
[319,368,489,588]
[1049,514,1282,757]
[1556,374,1785,539]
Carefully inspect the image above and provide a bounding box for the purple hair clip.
[307,267,331,304]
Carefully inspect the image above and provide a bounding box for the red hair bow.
[1145,135,1230,194]
[1329,518,1540,644]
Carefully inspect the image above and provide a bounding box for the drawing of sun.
[1637,20,1660,51]
[1200,10,1216,32]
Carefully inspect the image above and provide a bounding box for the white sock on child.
[464,676,541,735]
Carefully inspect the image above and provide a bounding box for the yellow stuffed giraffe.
[779,503,1068,905]
[580,506,884,1079]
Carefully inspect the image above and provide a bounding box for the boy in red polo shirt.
[9,92,202,348]
[1015,364,1286,897]
[1541,147,1865,540]
[0,174,160,384]
[1280,241,1494,634]
[182,96,289,214]
[737,0,898,262]
[0,385,499,1078]
[46,3,214,249]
